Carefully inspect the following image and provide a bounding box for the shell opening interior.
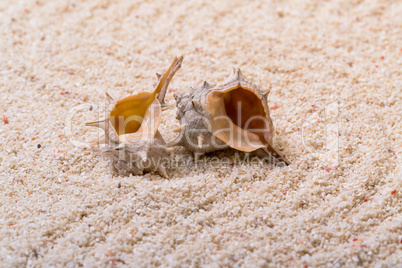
[222,87,270,143]
[108,56,181,136]
[109,92,152,135]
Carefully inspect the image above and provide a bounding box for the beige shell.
[170,68,289,165]
[86,56,183,178]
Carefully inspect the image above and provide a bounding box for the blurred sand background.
[0,0,401,267]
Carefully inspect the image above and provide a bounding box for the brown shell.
[170,68,289,165]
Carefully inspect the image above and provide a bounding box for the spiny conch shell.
[170,68,290,165]
[86,56,183,178]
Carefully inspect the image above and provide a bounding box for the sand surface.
[1,0,401,267]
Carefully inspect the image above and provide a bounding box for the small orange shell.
[86,57,183,178]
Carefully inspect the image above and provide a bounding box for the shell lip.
[205,84,273,153]
[210,83,255,93]
[205,83,269,116]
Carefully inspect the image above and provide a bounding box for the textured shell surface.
[86,56,183,178]
[172,68,289,165]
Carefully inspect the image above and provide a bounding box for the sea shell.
[170,68,290,165]
[86,56,183,178]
